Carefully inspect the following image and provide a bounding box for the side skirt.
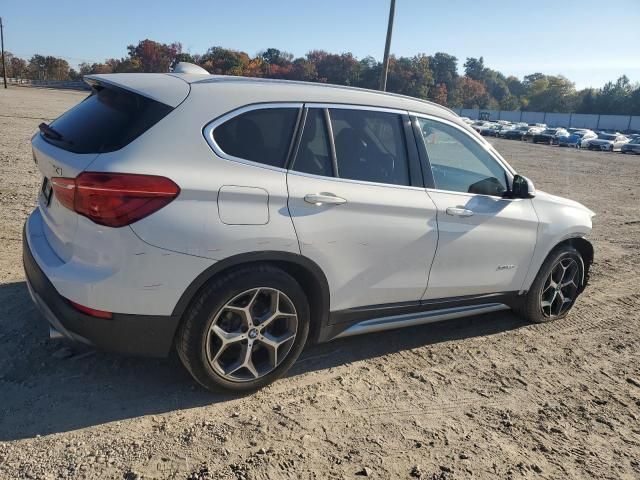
[334,303,509,339]
[317,292,521,342]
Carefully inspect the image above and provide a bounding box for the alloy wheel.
[539,257,580,318]
[206,287,298,382]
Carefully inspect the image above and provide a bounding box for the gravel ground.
[0,87,639,480]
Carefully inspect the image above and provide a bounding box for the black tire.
[175,265,310,393]
[516,245,585,324]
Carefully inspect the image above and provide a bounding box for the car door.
[412,114,539,300]
[286,106,438,313]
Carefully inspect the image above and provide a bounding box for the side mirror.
[511,174,536,198]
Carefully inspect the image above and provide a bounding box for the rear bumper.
[23,224,180,357]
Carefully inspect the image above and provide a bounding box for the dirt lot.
[0,87,639,480]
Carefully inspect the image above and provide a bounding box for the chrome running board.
[334,303,510,339]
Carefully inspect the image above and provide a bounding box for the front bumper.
[23,225,181,357]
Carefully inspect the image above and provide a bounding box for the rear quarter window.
[43,86,173,154]
[212,108,299,168]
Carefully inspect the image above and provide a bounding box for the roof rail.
[193,75,457,116]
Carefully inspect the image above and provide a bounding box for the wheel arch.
[539,236,593,292]
[172,251,330,344]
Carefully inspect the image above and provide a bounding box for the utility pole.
[0,17,7,89]
[379,0,396,91]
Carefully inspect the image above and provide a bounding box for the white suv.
[24,68,595,392]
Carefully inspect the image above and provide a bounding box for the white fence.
[453,108,640,132]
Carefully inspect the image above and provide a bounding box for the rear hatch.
[32,74,189,261]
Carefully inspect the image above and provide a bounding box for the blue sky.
[3,0,639,89]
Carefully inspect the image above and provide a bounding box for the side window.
[329,108,410,186]
[417,117,507,196]
[213,108,298,168]
[292,109,333,177]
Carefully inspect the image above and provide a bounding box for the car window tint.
[43,87,173,154]
[213,108,298,168]
[292,109,332,177]
[329,108,410,186]
[417,117,507,196]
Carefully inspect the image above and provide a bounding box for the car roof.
[185,73,458,118]
[85,73,458,122]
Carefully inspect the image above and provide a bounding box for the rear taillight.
[51,172,180,227]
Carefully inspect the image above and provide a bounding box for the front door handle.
[304,193,347,206]
[446,207,474,217]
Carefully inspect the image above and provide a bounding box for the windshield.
[541,129,555,135]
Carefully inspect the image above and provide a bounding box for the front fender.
[521,192,594,291]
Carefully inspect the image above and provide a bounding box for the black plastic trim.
[23,227,180,357]
[284,107,305,169]
[319,291,521,342]
[402,114,425,188]
[409,115,436,189]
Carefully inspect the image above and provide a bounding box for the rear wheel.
[517,246,584,323]
[176,265,310,392]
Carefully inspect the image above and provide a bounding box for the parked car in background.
[621,137,640,154]
[532,128,569,145]
[578,131,598,148]
[522,126,546,142]
[471,121,492,134]
[503,126,532,140]
[587,133,630,152]
[558,134,581,148]
[558,131,597,148]
[495,125,516,137]
[483,124,513,137]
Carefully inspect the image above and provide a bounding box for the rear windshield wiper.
[38,122,64,141]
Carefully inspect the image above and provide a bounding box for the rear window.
[213,108,299,168]
[43,86,173,154]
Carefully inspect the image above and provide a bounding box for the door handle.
[304,193,347,206]
[446,207,474,217]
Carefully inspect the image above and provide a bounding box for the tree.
[463,57,486,81]
[527,75,576,112]
[9,56,27,79]
[289,58,317,81]
[200,47,250,76]
[386,54,433,99]
[451,77,487,108]
[260,48,293,67]
[306,50,361,85]
[596,75,634,114]
[12,39,639,115]
[432,83,448,106]
[505,76,525,98]
[428,52,458,101]
[127,39,181,73]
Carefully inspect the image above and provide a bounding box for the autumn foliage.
[4,40,640,115]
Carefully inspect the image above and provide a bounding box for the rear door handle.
[304,193,347,206]
[446,207,474,217]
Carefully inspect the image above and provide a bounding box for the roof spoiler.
[83,73,190,107]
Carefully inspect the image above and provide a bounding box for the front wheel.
[176,265,310,393]
[517,246,585,323]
